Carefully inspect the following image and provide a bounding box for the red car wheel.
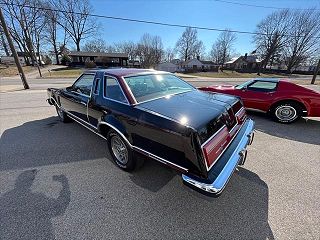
[271,102,302,123]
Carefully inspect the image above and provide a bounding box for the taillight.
[236,108,246,123]
[202,126,231,170]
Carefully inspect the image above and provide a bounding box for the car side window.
[72,74,95,96]
[104,76,128,104]
[247,81,277,92]
[93,78,100,95]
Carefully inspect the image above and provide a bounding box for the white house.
[224,54,262,70]
[181,58,218,71]
[170,59,181,65]
[0,56,26,66]
[155,62,179,72]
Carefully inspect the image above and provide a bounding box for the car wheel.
[107,130,135,171]
[271,102,302,123]
[55,105,71,123]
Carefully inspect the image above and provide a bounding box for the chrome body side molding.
[49,100,189,172]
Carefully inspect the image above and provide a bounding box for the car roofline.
[122,70,172,78]
[253,78,280,82]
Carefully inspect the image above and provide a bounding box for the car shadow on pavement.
[1,116,274,239]
[0,117,107,171]
[248,112,320,145]
[127,158,274,239]
[130,155,177,192]
[0,169,71,240]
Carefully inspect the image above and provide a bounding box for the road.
[0,78,320,239]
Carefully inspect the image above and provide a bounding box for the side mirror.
[66,86,73,92]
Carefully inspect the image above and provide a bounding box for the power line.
[1,2,320,39]
[213,0,320,11]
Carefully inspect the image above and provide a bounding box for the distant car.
[47,68,255,195]
[199,78,320,123]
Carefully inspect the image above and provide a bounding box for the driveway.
[0,84,319,239]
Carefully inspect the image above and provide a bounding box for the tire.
[55,105,71,123]
[271,102,302,123]
[107,130,135,171]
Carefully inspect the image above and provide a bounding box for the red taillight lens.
[236,108,246,123]
[202,126,231,170]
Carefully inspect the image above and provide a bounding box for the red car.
[199,78,320,123]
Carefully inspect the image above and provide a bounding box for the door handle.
[80,101,87,106]
[102,110,110,115]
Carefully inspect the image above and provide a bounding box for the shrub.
[61,54,71,65]
[85,61,96,68]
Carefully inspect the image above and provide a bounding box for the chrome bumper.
[182,119,255,195]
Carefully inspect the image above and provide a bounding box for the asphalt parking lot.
[0,80,319,239]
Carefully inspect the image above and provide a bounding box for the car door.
[240,80,278,111]
[88,75,129,127]
[60,73,95,122]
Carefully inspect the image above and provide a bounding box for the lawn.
[43,67,84,78]
[0,65,37,77]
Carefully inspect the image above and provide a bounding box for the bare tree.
[83,38,107,52]
[0,24,11,56]
[163,47,175,62]
[136,33,164,68]
[281,9,320,73]
[114,41,137,61]
[254,9,292,72]
[105,45,116,53]
[1,0,45,66]
[54,0,98,55]
[210,30,237,66]
[1,0,45,77]
[194,40,206,59]
[43,2,68,65]
[175,27,203,61]
[210,41,222,64]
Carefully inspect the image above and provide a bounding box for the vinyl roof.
[83,68,167,77]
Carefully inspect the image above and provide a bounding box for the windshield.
[235,80,254,89]
[124,74,195,103]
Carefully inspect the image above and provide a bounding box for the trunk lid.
[137,90,241,143]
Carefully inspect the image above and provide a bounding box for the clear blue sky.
[91,0,320,56]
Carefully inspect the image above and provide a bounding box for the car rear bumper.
[182,118,255,196]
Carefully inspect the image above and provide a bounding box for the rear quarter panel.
[273,82,320,116]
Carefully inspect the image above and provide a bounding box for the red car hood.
[199,85,236,92]
[210,85,235,90]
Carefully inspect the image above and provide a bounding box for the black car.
[47,68,255,195]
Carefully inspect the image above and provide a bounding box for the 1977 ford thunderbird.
[47,69,255,195]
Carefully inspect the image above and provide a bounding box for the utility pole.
[311,59,320,85]
[0,8,29,89]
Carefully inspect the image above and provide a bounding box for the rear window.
[247,81,277,92]
[124,74,194,103]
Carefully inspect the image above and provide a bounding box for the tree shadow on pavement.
[0,169,70,240]
[248,112,320,145]
[0,117,107,171]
